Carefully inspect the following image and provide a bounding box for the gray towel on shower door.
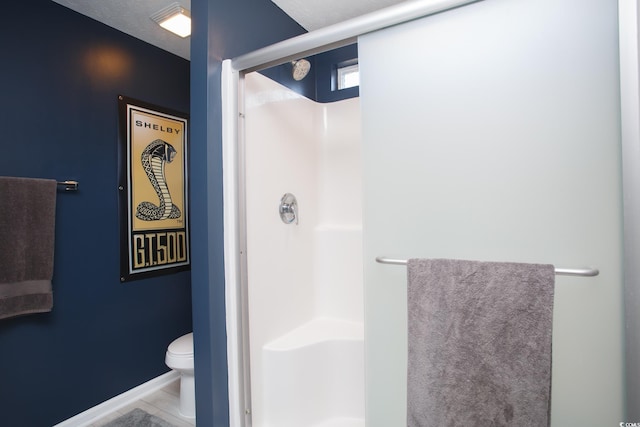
[407,258,555,427]
[0,177,57,320]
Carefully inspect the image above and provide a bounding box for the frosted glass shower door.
[359,0,623,426]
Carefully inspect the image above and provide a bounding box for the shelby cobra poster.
[118,96,190,282]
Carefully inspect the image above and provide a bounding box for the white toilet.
[165,332,195,418]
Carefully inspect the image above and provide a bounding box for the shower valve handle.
[279,193,298,225]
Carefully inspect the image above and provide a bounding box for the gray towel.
[407,258,555,427]
[0,177,57,320]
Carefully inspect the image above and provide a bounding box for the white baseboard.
[53,370,180,427]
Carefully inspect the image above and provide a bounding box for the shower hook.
[279,193,298,225]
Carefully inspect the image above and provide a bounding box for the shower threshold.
[310,417,366,427]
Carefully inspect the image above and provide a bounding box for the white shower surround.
[224,4,488,425]
[243,72,364,427]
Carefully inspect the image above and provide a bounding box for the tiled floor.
[89,379,195,427]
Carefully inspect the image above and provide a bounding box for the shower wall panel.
[245,72,318,426]
[315,97,363,321]
[244,72,364,427]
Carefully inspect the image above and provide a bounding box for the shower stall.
[223,0,626,425]
[242,71,364,427]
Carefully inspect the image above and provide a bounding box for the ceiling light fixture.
[151,3,191,38]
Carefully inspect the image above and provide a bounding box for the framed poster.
[118,95,190,282]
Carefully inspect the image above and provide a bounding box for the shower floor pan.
[262,317,365,427]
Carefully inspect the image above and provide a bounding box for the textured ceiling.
[271,0,407,31]
[51,0,407,60]
[52,0,192,59]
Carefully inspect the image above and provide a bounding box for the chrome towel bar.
[375,256,599,277]
[57,180,79,191]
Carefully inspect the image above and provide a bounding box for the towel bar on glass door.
[375,256,599,277]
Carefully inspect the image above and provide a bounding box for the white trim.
[53,371,179,427]
[231,0,481,72]
[222,59,244,427]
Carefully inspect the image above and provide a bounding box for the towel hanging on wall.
[407,258,554,427]
[0,177,57,320]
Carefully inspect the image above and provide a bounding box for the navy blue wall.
[261,61,317,99]
[0,1,192,425]
[190,0,307,425]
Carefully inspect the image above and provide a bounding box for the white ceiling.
[270,0,408,32]
[51,0,407,60]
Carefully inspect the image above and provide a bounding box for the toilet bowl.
[165,332,195,418]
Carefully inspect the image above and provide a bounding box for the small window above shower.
[336,60,360,90]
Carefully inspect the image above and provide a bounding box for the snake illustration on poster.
[117,95,190,282]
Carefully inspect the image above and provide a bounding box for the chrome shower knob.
[279,193,298,225]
